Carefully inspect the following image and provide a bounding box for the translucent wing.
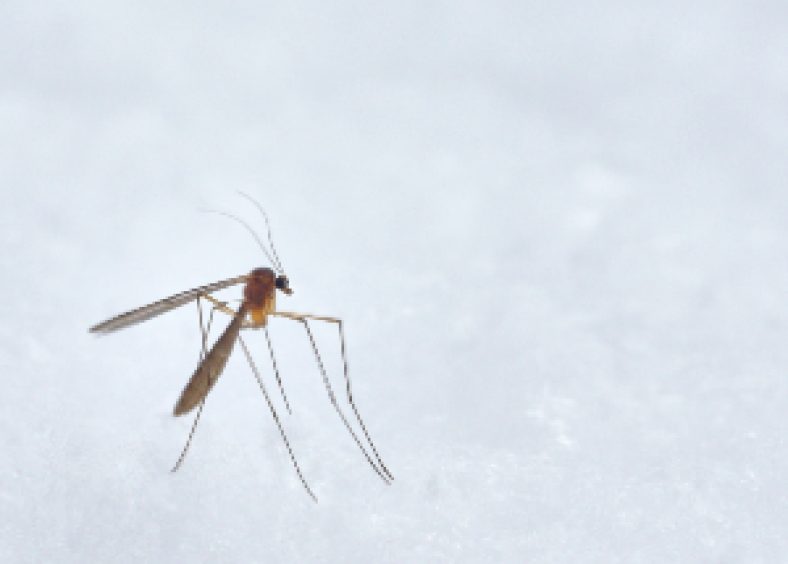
[89,275,248,334]
[173,305,247,415]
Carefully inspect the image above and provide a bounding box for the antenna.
[237,191,285,273]
[201,208,280,273]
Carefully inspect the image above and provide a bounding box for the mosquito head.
[275,274,293,295]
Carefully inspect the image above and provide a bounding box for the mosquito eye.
[275,276,289,289]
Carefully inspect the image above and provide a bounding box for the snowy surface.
[2,1,788,562]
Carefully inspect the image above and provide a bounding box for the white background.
[2,1,787,562]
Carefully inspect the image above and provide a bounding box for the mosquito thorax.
[250,267,275,277]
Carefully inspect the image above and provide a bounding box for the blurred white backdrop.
[2,1,787,562]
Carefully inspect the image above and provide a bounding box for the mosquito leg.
[201,293,237,318]
[171,298,216,473]
[238,335,318,503]
[334,320,393,481]
[264,326,292,415]
[171,401,206,472]
[272,311,393,481]
[297,318,390,484]
[199,297,218,356]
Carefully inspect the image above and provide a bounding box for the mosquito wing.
[89,275,248,334]
[173,304,247,416]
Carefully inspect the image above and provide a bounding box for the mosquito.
[89,193,392,502]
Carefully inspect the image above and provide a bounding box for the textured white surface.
[2,1,787,562]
